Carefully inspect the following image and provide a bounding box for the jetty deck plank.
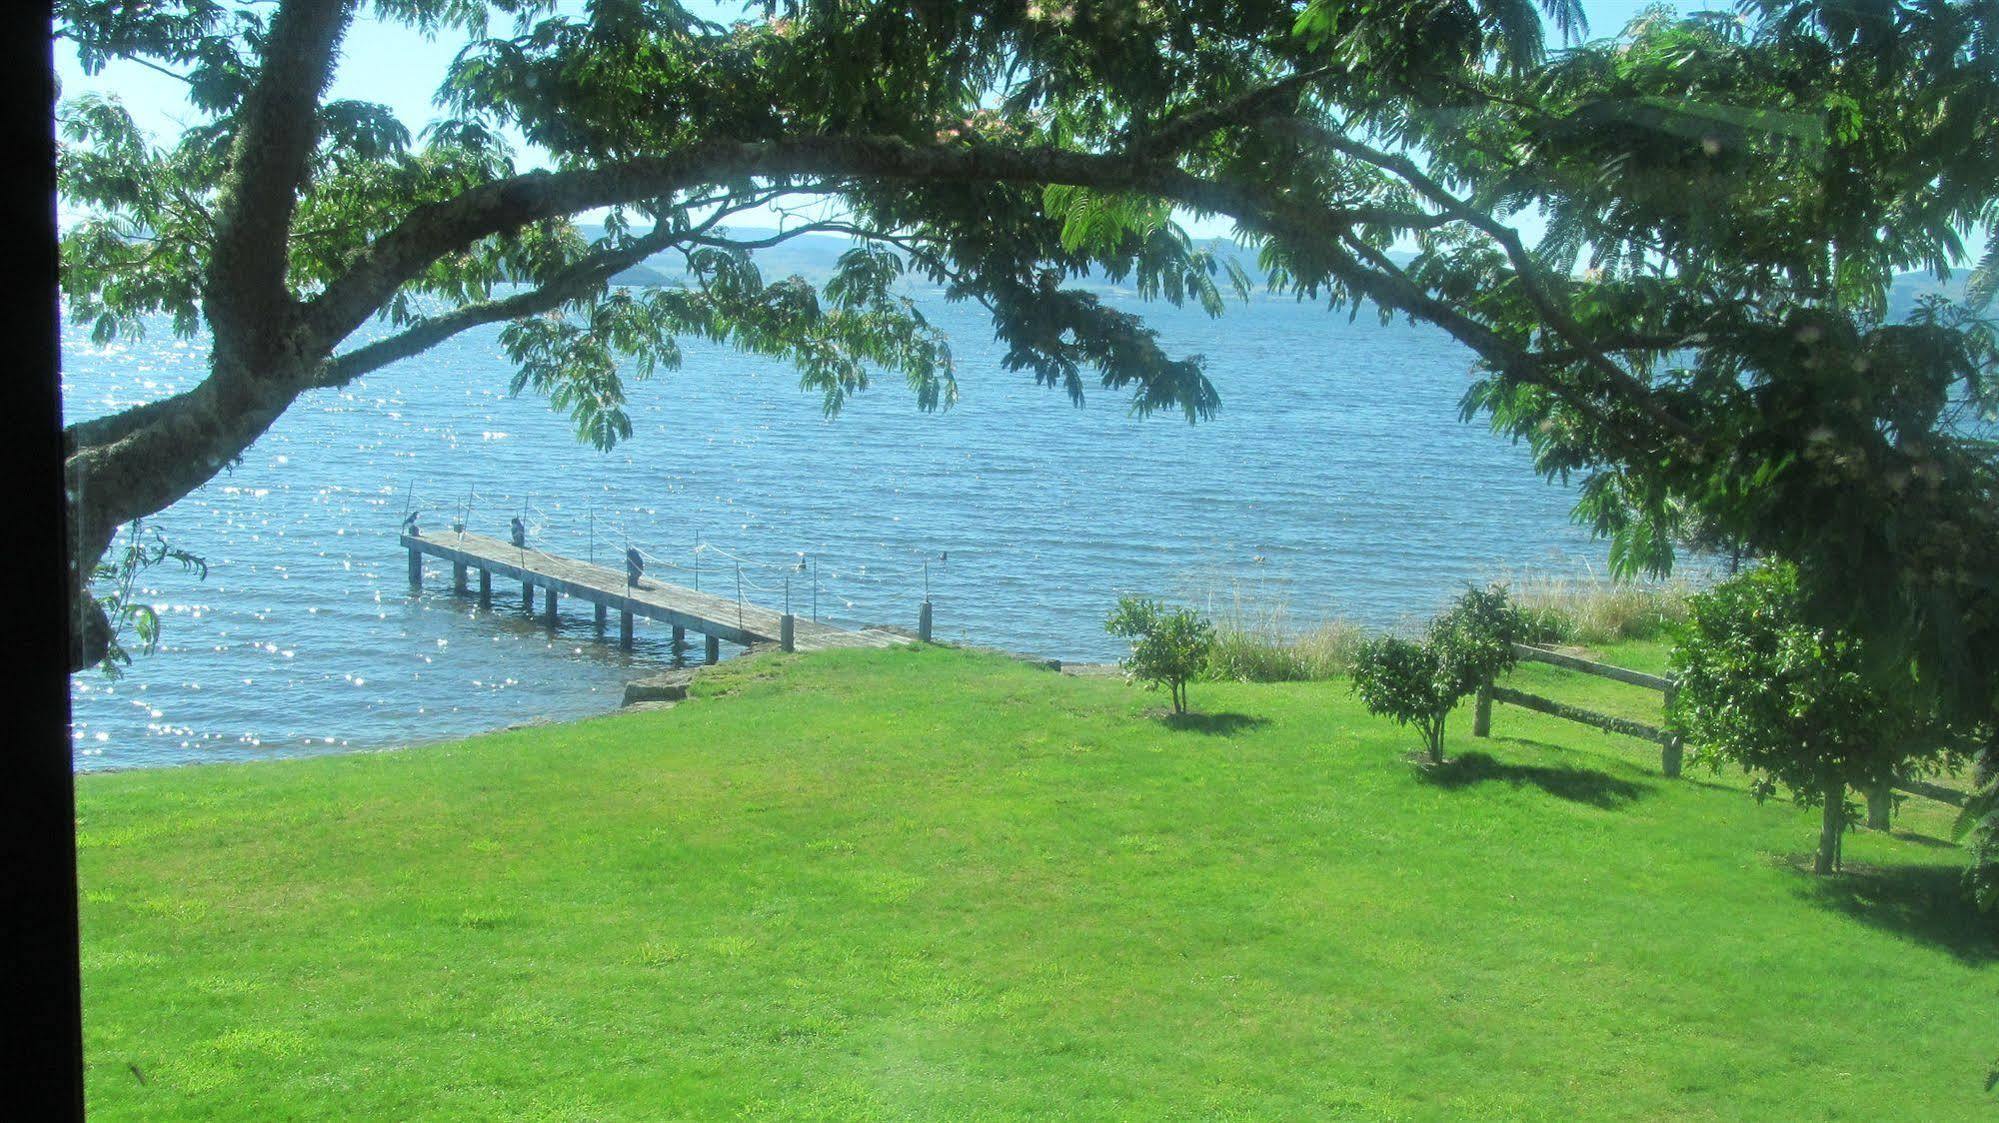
[402,531,907,653]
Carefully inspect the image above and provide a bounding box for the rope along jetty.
[402,528,915,660]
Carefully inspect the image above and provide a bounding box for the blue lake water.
[65,284,1617,770]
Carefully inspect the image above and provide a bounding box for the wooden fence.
[1476,644,1967,822]
[1474,644,1683,776]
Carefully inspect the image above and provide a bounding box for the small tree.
[1352,585,1524,764]
[1669,564,1966,876]
[1105,596,1214,716]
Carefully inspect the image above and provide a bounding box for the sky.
[60,1,1948,256]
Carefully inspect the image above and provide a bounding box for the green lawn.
[78,646,1996,1119]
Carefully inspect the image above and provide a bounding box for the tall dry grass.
[1189,578,1365,682]
[1502,570,1693,647]
[1171,569,1691,683]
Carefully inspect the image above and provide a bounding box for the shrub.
[1669,563,1967,876]
[1105,596,1215,715]
[1351,584,1524,764]
[1959,770,1998,915]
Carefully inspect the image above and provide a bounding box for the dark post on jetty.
[401,525,912,659]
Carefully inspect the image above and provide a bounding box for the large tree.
[54,0,1999,777]
[57,0,1606,667]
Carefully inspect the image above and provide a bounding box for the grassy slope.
[78,646,1995,1120]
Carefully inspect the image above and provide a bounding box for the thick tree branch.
[202,0,353,344]
[300,136,1281,351]
[1268,118,1700,443]
[315,225,692,388]
[1126,65,1336,155]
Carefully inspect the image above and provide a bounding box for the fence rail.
[1476,644,1684,776]
[1477,643,1969,817]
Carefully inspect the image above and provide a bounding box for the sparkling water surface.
[65,285,1615,770]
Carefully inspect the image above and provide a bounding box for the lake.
[65,282,1618,770]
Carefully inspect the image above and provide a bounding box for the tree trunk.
[1865,780,1893,831]
[1815,776,1845,875]
[1428,715,1446,765]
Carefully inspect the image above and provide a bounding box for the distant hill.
[1886,269,1969,321]
[590,223,1975,324]
[588,224,1269,288]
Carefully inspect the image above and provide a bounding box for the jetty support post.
[918,600,933,643]
[619,609,634,650]
[477,568,491,609]
[543,586,559,627]
[452,561,467,594]
[1661,684,1684,778]
[1473,686,1492,737]
[594,602,607,631]
[780,613,795,653]
[522,579,534,614]
[671,624,685,656]
[407,546,422,589]
[705,635,720,665]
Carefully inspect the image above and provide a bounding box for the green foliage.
[1669,563,1970,875]
[1352,584,1524,763]
[1957,768,1999,914]
[90,521,207,677]
[1105,595,1215,715]
[1352,635,1456,763]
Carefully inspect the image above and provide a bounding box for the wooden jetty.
[401,529,913,660]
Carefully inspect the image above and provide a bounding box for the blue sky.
[55,1,1879,252]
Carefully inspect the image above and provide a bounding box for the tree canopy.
[54,0,1999,791]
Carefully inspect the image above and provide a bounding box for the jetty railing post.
[918,599,933,643]
[735,564,744,631]
[781,613,795,653]
[1473,685,1492,737]
[812,559,818,622]
[478,568,491,608]
[1661,684,1684,778]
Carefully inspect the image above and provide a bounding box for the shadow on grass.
[1418,750,1651,810]
[1886,829,1961,851]
[1798,861,1997,964]
[1163,711,1270,736]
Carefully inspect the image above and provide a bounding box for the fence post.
[1473,685,1492,737]
[918,599,933,643]
[781,613,795,653]
[1661,684,1684,778]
